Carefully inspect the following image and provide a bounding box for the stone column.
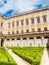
[27,38,29,46]
[14,21,16,34]
[47,11,49,30]
[41,36,44,47]
[3,39,6,46]
[24,17,26,33]
[40,12,44,31]
[10,21,12,34]
[20,38,23,47]
[34,14,37,31]
[29,16,32,32]
[19,19,21,33]
[34,37,36,47]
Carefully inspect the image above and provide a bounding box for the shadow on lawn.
[46,39,49,57]
[0,62,17,65]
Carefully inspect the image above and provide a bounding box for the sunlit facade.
[0,7,49,47]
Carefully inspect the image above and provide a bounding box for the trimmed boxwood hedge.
[0,47,17,65]
[9,47,44,65]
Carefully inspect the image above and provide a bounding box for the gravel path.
[7,49,31,65]
[40,48,49,65]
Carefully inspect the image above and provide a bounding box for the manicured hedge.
[0,47,17,65]
[10,47,44,65]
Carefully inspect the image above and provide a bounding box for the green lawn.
[9,47,44,65]
[0,47,17,65]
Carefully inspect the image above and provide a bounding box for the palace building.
[0,6,49,47]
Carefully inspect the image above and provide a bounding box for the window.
[21,20,23,26]
[12,22,14,27]
[38,28,41,32]
[12,38,15,40]
[8,23,10,28]
[37,37,41,39]
[1,22,3,27]
[17,31,19,34]
[26,30,29,33]
[17,38,20,40]
[43,15,47,22]
[17,22,19,26]
[8,32,10,35]
[32,29,34,32]
[21,30,23,33]
[7,39,9,40]
[29,37,33,39]
[26,19,28,25]
[23,38,26,40]
[0,31,2,34]
[31,18,34,24]
[37,17,40,23]
[12,31,14,34]
[44,27,47,31]
[44,36,49,38]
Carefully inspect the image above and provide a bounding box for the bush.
[10,47,44,65]
[0,47,17,65]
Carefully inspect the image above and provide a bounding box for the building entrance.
[1,39,4,46]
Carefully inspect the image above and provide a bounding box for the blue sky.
[0,0,49,17]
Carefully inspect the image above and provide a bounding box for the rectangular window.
[12,22,14,27]
[8,32,10,35]
[43,15,47,22]
[31,18,34,24]
[21,30,23,33]
[8,23,10,28]
[17,31,19,34]
[17,22,19,26]
[37,17,40,23]
[26,19,28,25]
[38,28,41,32]
[26,30,29,33]
[21,20,23,26]
[0,31,2,34]
[32,29,34,32]
[44,27,47,31]
[1,22,3,27]
[12,31,14,34]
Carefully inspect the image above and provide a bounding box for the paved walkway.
[40,48,49,65]
[7,49,31,65]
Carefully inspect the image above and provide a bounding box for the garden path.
[40,48,49,65]
[7,49,31,65]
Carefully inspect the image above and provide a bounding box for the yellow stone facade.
[0,7,49,47]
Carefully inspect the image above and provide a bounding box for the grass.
[0,47,17,65]
[8,47,44,65]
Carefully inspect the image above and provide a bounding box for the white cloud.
[0,0,47,16]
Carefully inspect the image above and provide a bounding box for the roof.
[0,6,49,19]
